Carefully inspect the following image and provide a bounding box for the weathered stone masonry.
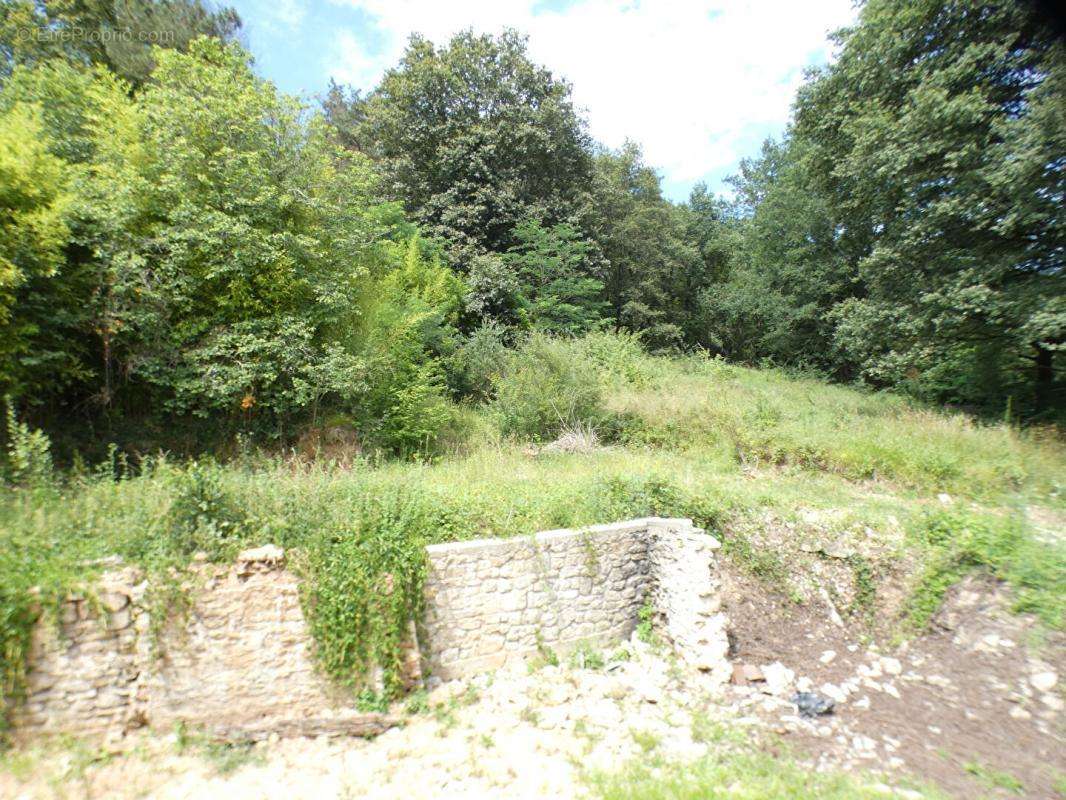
[11,518,729,740]
[423,518,729,682]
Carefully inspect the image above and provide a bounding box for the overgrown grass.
[906,508,1066,631]
[963,760,1025,795]
[609,355,1064,502]
[174,722,262,775]
[585,750,945,799]
[592,716,946,798]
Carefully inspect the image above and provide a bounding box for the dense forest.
[0,0,1063,461]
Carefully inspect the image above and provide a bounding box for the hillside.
[2,341,1063,797]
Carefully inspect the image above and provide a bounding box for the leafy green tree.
[0,102,73,396]
[678,183,738,346]
[1,0,241,85]
[125,38,390,426]
[683,184,733,287]
[356,29,593,268]
[793,0,1065,413]
[320,78,368,153]
[351,240,461,455]
[465,252,522,329]
[374,234,465,362]
[698,135,853,369]
[587,142,701,349]
[0,60,144,410]
[503,219,606,335]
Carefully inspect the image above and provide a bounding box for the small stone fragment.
[761,662,795,696]
[1030,672,1057,693]
[731,664,764,685]
[236,544,286,575]
[1040,693,1064,712]
[107,607,132,630]
[98,592,129,612]
[791,692,835,718]
[880,657,902,676]
[852,734,877,755]
[819,683,847,704]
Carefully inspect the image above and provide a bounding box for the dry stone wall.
[10,518,729,741]
[13,567,152,737]
[142,550,350,733]
[649,519,731,684]
[422,520,652,679]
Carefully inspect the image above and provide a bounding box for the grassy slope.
[1,352,1062,794]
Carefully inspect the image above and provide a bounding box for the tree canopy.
[793,0,1065,410]
[357,29,593,269]
[0,1,1062,461]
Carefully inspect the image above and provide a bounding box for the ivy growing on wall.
[296,486,432,696]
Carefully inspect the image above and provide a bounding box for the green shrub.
[2,401,53,488]
[162,461,247,560]
[492,333,604,440]
[0,583,37,729]
[446,323,510,403]
[352,301,456,458]
[575,330,651,388]
[298,484,432,695]
[355,355,454,457]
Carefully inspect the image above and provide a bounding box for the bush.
[163,461,246,560]
[298,484,431,695]
[446,323,510,403]
[354,352,454,457]
[2,400,52,487]
[348,263,460,457]
[492,333,604,441]
[574,330,651,388]
[907,509,1065,631]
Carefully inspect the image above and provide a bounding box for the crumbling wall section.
[648,519,731,683]
[10,518,730,740]
[13,567,151,737]
[142,547,349,732]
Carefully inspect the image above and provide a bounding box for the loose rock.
[1030,672,1057,693]
[791,692,835,718]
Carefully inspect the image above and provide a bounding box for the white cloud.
[329,0,856,195]
[273,0,307,28]
[248,0,306,30]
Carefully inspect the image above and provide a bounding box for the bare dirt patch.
[722,566,1065,798]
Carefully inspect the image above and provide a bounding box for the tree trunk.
[1034,343,1053,414]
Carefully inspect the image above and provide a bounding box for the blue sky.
[227,0,856,201]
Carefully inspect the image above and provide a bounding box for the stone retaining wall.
[142,553,351,733]
[649,519,730,683]
[12,567,152,737]
[10,518,729,740]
